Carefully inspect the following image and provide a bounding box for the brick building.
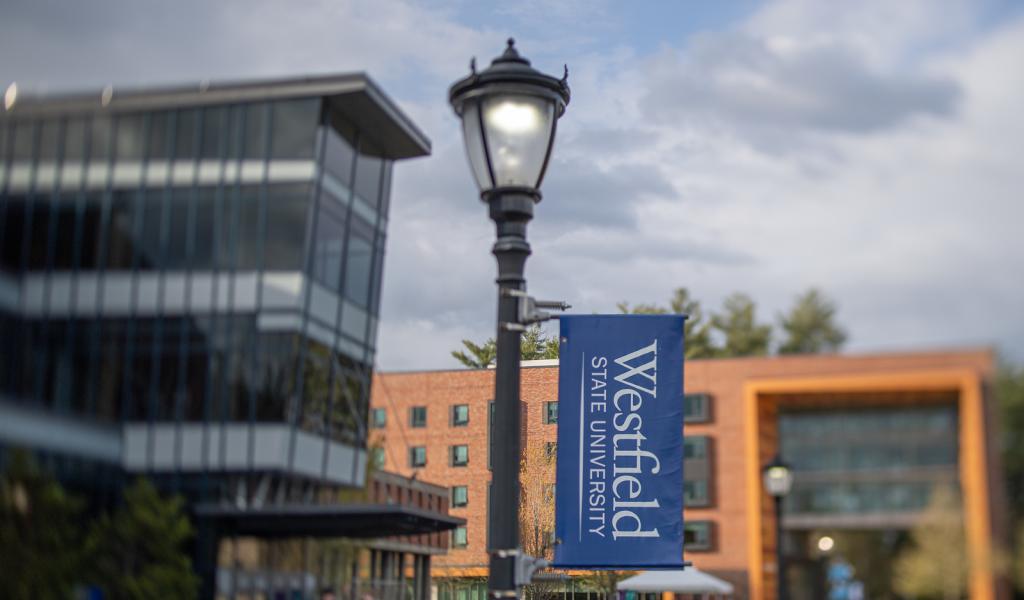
[369,349,1008,600]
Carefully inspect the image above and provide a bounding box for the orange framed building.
[369,349,1008,599]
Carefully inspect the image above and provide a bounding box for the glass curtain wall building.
[0,74,433,595]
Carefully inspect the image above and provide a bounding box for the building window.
[371,447,386,469]
[545,442,558,463]
[684,436,713,508]
[451,445,469,467]
[410,446,426,468]
[452,526,468,548]
[452,485,468,508]
[684,393,712,423]
[684,521,714,552]
[684,436,708,459]
[684,480,709,506]
[371,408,386,428]
[410,406,427,428]
[452,404,469,427]
[544,401,558,424]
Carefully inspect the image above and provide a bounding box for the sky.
[2,0,1023,371]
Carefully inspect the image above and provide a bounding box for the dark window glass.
[51,195,78,269]
[353,141,383,210]
[147,111,172,159]
[544,401,558,424]
[174,109,199,158]
[410,406,426,428]
[452,486,468,508]
[270,99,319,159]
[1,195,26,271]
[244,103,269,159]
[452,404,469,427]
[684,435,712,508]
[139,191,167,269]
[116,114,146,160]
[236,185,262,270]
[39,119,61,161]
[193,188,217,269]
[216,187,237,270]
[343,216,374,306]
[182,320,212,421]
[323,119,356,183]
[300,339,332,434]
[225,317,253,422]
[153,322,181,421]
[226,105,245,160]
[371,407,386,428]
[13,120,35,160]
[78,192,105,269]
[200,106,227,159]
[684,521,713,551]
[684,480,708,506]
[166,189,192,268]
[329,355,363,444]
[255,332,298,422]
[104,190,138,269]
[684,437,708,459]
[684,393,711,423]
[451,445,469,467]
[312,204,346,291]
[64,118,87,161]
[95,320,125,422]
[410,446,426,467]
[90,116,113,160]
[25,195,51,270]
[264,183,310,270]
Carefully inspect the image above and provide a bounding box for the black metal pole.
[775,495,787,600]
[486,188,537,599]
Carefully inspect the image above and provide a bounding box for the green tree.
[451,326,558,368]
[711,293,772,357]
[777,288,847,354]
[89,479,198,600]
[451,338,497,368]
[618,287,716,359]
[0,449,85,599]
[893,487,967,600]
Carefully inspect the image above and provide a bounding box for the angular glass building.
[0,75,458,597]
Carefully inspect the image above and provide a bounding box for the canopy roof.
[195,502,464,539]
[617,569,734,595]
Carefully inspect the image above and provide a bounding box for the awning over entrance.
[617,569,734,595]
[195,503,465,539]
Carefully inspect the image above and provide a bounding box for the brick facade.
[370,348,1004,598]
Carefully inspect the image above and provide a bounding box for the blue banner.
[553,315,685,569]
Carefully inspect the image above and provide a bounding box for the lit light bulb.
[817,535,835,552]
[4,82,17,111]
[486,100,540,134]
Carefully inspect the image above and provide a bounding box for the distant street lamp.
[763,456,794,600]
[449,39,570,599]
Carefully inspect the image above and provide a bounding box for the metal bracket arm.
[500,288,571,328]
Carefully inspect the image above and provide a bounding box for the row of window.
[446,518,714,552]
[369,394,712,430]
[0,315,370,442]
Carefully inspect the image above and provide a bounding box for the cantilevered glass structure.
[0,74,454,597]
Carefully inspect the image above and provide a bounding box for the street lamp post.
[449,40,570,599]
[763,456,794,600]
